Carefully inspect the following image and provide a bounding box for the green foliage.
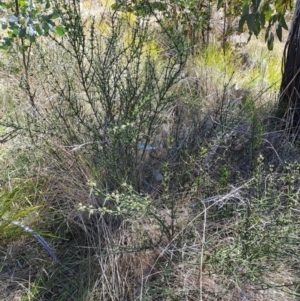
[112,0,292,50]
[245,103,264,164]
[218,164,230,188]
[0,0,68,49]
[0,2,187,189]
[79,182,151,217]
[113,0,212,47]
[0,1,298,300]
[209,162,300,287]
[236,0,291,49]
[0,0,293,52]
[80,180,178,240]
[0,182,40,240]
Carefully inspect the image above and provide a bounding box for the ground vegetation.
[0,1,300,300]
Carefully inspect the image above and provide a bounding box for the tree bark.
[279,0,300,137]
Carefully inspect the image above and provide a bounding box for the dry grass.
[1,2,300,301]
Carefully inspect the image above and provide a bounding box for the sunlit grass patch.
[239,40,282,91]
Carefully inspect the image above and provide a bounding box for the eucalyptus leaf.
[267,31,274,50]
[239,15,247,32]
[217,0,224,10]
[276,22,282,41]
[279,14,288,30]
[259,13,265,28]
[242,4,249,15]
[246,14,255,32]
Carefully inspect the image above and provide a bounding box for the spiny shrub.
[0,2,187,190]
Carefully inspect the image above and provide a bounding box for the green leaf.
[35,24,43,36]
[267,31,274,50]
[50,13,59,19]
[19,0,27,7]
[42,21,53,33]
[275,0,285,14]
[239,15,247,32]
[151,2,166,12]
[12,28,19,37]
[55,25,66,36]
[0,37,12,49]
[259,13,265,28]
[276,23,282,41]
[270,15,278,23]
[217,0,223,10]
[265,29,269,42]
[28,34,35,43]
[42,21,49,32]
[47,19,55,27]
[247,14,255,32]
[111,3,119,11]
[279,14,288,30]
[242,4,249,15]
[18,27,26,38]
[254,23,261,36]
[42,12,59,21]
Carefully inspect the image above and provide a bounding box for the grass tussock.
[0,1,300,301]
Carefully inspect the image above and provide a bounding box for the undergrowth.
[0,1,299,301]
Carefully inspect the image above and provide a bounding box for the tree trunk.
[279,0,300,138]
